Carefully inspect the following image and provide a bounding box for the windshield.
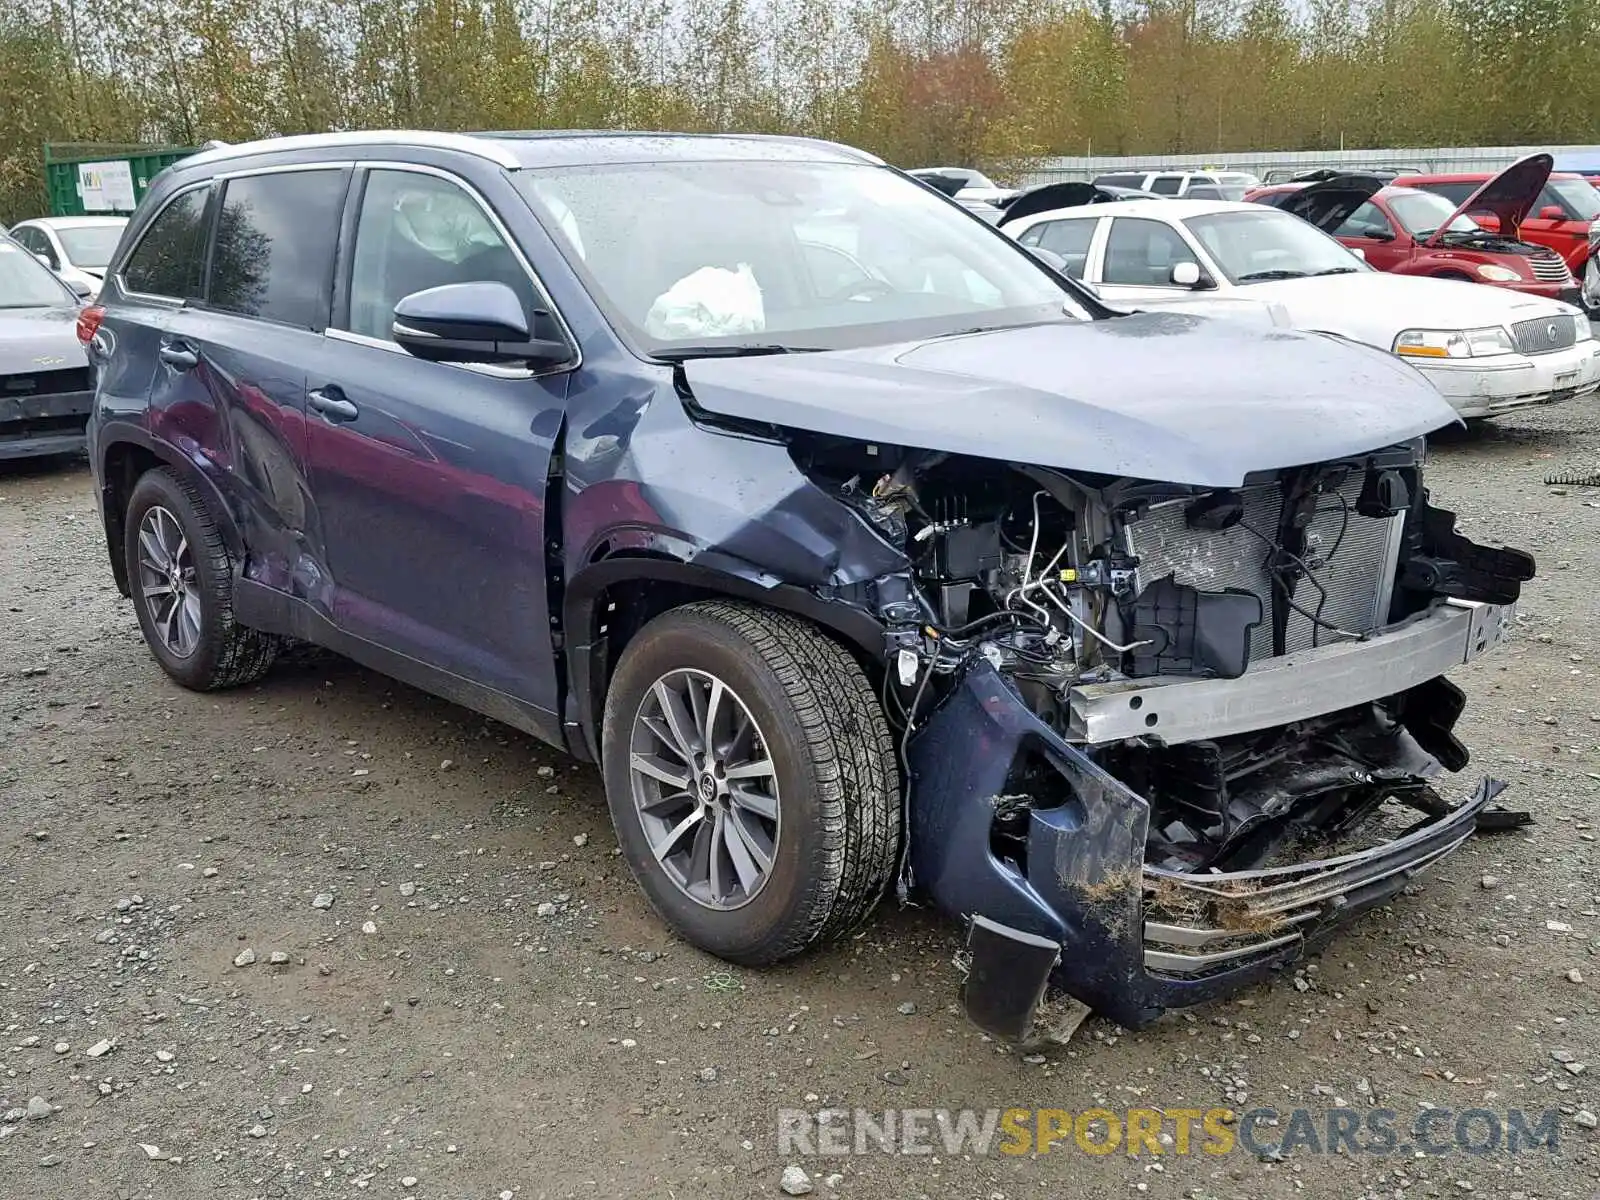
[1548,177,1600,220]
[0,239,75,307]
[517,160,1082,354]
[1183,209,1369,283]
[1387,189,1479,238]
[56,223,124,269]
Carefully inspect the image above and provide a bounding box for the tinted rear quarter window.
[122,188,211,299]
[1148,175,1185,195]
[209,169,347,328]
[1094,174,1143,189]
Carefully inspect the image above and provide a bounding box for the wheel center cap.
[697,774,717,802]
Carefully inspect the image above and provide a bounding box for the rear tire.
[124,467,280,690]
[601,600,899,965]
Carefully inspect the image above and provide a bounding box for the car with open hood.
[1248,156,1582,308]
[9,216,128,301]
[82,131,1532,1041]
[0,231,94,460]
[1001,196,1599,422]
[1393,165,1600,316]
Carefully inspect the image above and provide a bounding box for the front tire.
[601,600,899,965]
[124,467,280,690]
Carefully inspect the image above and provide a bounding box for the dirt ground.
[2,401,1598,1200]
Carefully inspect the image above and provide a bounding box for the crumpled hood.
[0,306,87,374]
[683,313,1459,487]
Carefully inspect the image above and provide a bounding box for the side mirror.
[1349,246,1367,261]
[32,252,53,268]
[65,278,92,298]
[392,282,570,369]
[1170,261,1209,288]
[1474,213,1502,234]
[1538,205,1566,221]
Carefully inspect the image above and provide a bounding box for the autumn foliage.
[2,0,1598,222]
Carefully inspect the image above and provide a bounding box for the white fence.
[1015,144,1600,186]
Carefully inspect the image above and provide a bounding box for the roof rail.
[180,130,522,170]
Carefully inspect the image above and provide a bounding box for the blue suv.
[82,130,1530,1039]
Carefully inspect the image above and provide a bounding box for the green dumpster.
[43,144,197,217]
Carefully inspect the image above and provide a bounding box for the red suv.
[1398,165,1600,315]
[1247,155,1584,310]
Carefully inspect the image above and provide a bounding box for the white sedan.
[1004,198,1600,421]
[8,216,128,299]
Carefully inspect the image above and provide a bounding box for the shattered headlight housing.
[1393,326,1516,359]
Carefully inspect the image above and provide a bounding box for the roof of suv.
[175,130,882,173]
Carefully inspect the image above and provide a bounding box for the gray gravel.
[1,397,1597,1197]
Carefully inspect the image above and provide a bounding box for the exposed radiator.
[1124,477,1404,662]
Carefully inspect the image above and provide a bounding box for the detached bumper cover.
[0,388,92,459]
[1415,340,1600,418]
[909,657,1498,1034]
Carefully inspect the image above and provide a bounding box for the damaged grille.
[1510,315,1580,356]
[1125,476,1403,661]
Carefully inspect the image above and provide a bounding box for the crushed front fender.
[907,660,1499,1035]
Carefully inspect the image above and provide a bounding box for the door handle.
[308,386,359,422]
[158,341,199,370]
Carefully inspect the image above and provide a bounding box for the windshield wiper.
[652,343,822,362]
[1236,269,1309,281]
[1310,266,1360,276]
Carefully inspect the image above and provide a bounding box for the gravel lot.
[2,402,1598,1199]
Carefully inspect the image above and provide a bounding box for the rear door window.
[121,188,211,299]
[1094,173,1144,189]
[208,169,347,328]
[1148,175,1185,195]
[1024,219,1096,278]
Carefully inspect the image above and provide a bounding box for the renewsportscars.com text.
[777,1106,1563,1158]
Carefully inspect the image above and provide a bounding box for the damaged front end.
[785,434,1532,1036]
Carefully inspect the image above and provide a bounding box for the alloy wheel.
[135,505,202,659]
[627,668,780,910]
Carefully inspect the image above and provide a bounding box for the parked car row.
[1004,195,1598,422]
[1249,154,1598,315]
